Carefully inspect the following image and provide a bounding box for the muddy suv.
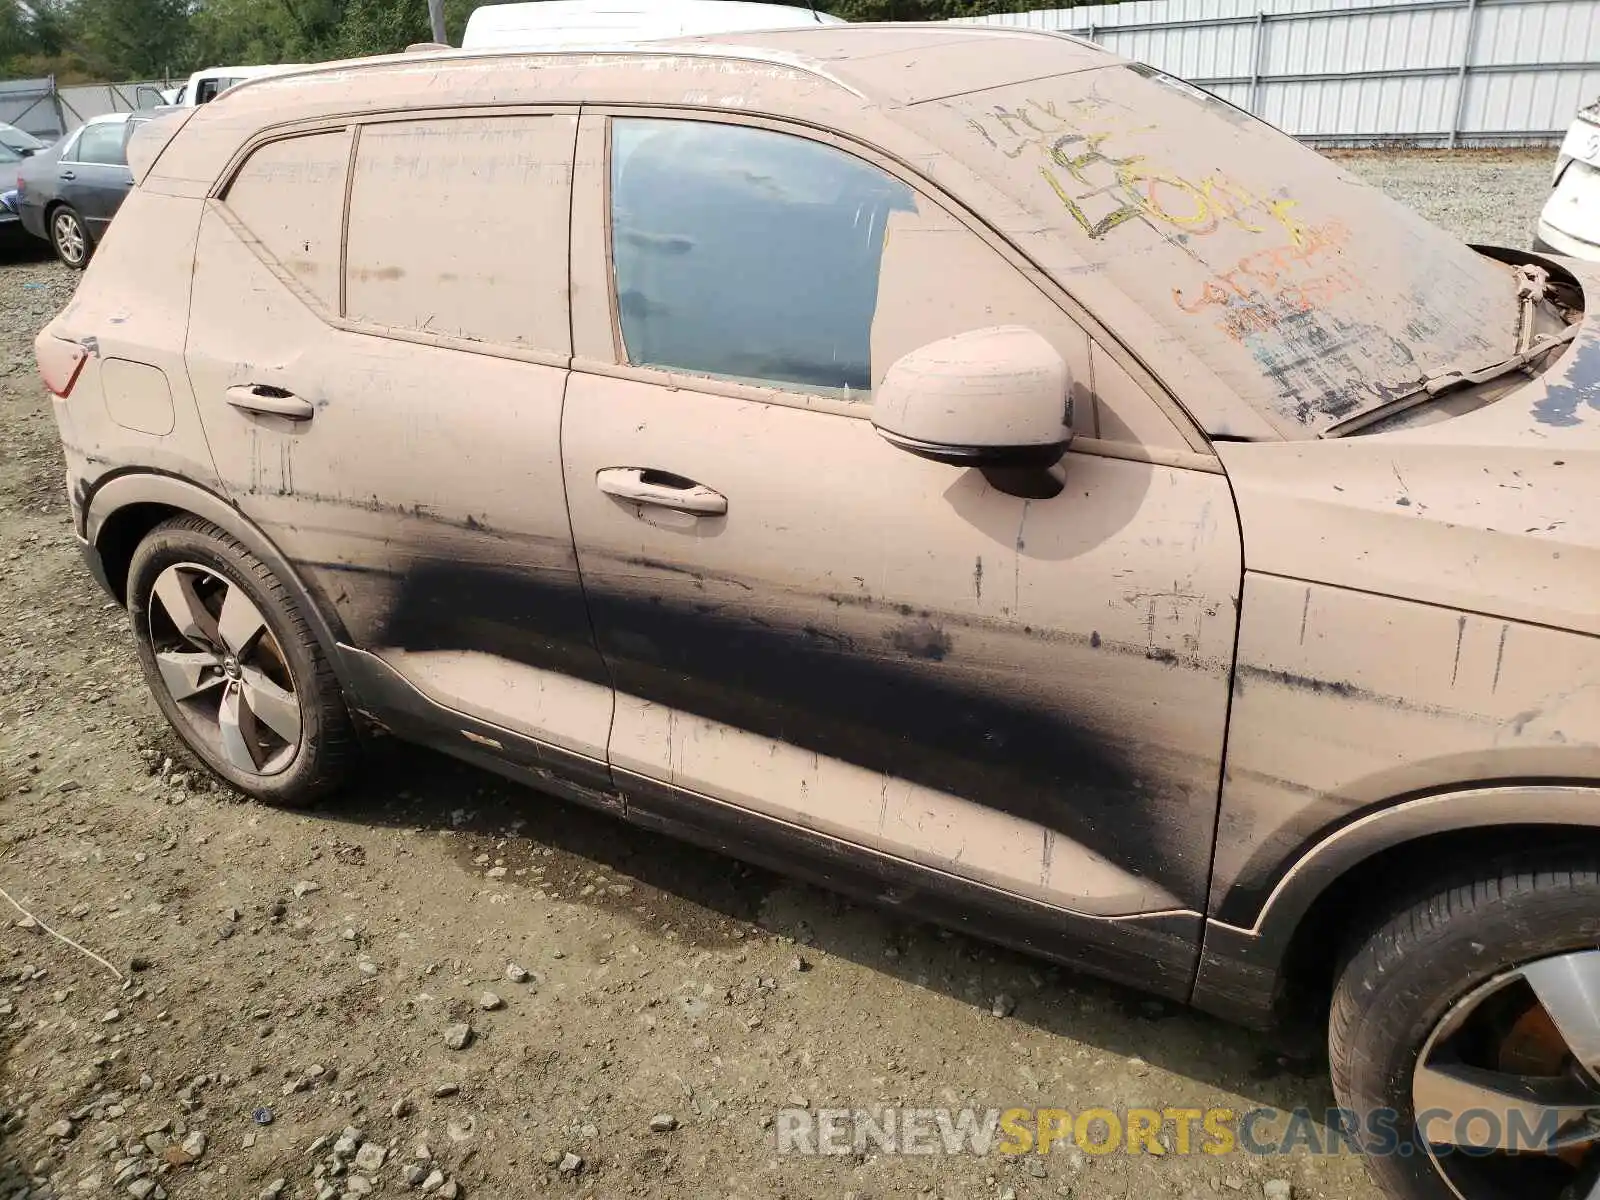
[36,26,1600,1200]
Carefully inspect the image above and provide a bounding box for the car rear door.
[59,121,132,238]
[562,112,1243,992]
[182,111,615,780]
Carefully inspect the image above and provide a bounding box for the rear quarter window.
[220,130,351,313]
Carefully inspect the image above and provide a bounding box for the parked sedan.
[17,112,146,267]
[35,32,1600,1200]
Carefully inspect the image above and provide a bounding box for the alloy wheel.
[52,211,84,265]
[1413,949,1600,1198]
[146,562,302,776]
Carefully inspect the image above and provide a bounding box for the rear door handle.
[596,467,727,515]
[58,170,74,181]
[225,384,314,420]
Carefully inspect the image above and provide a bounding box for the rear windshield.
[919,64,1520,437]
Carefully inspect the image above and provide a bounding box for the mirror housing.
[871,327,1072,468]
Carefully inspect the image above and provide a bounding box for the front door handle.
[225,384,314,420]
[596,467,727,516]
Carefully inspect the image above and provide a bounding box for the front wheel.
[49,205,89,268]
[1331,856,1600,1200]
[127,515,355,806]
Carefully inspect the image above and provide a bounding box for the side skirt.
[339,645,1202,1001]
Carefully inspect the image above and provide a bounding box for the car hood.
[1218,256,1600,637]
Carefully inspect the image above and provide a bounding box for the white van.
[1537,98,1600,261]
[169,64,309,107]
[461,0,843,49]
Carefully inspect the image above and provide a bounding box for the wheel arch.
[86,472,355,684]
[1192,785,1600,1028]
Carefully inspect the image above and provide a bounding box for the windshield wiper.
[1320,324,1578,439]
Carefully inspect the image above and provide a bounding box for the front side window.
[608,118,1092,404]
[73,122,127,166]
[610,120,914,395]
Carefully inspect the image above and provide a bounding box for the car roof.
[217,23,1118,109]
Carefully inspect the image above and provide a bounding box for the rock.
[1263,1183,1293,1200]
[478,992,503,1011]
[791,955,810,972]
[437,1182,459,1199]
[48,1119,75,1140]
[420,1169,446,1194]
[403,1163,426,1187]
[179,1130,206,1160]
[505,964,530,983]
[292,880,321,898]
[558,1152,583,1175]
[333,1126,363,1159]
[432,1084,459,1099]
[443,1023,473,1051]
[990,993,1017,1018]
[391,1096,415,1118]
[648,1113,679,1133]
[1025,1158,1048,1178]
[258,1181,288,1200]
[353,1143,386,1173]
[127,1180,157,1200]
[447,1116,476,1143]
[102,1008,122,1023]
[345,1175,373,1195]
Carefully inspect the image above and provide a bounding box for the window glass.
[345,115,573,353]
[222,130,350,312]
[610,119,914,395]
[609,118,1102,412]
[73,122,127,166]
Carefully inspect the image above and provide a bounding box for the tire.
[48,204,90,269]
[1330,854,1600,1200]
[127,515,355,806]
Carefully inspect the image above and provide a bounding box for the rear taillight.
[37,338,87,398]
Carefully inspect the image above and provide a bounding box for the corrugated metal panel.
[955,0,1600,145]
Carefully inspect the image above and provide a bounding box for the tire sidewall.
[1334,870,1600,1200]
[128,522,330,805]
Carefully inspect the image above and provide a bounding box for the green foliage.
[0,0,1096,83]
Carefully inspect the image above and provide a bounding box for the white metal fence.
[956,0,1600,146]
[0,77,166,142]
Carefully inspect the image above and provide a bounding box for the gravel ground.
[1329,147,1553,248]
[0,149,1557,1200]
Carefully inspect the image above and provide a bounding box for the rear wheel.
[49,205,88,268]
[1330,856,1600,1200]
[127,516,354,806]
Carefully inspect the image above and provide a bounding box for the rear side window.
[221,130,351,313]
[345,115,574,354]
[73,123,128,166]
[610,119,913,394]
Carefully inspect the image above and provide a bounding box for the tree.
[75,0,190,76]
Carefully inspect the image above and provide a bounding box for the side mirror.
[871,327,1072,468]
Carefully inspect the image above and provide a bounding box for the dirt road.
[0,150,1552,1200]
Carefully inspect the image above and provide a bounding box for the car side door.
[182,111,615,785]
[59,121,132,238]
[563,113,1243,994]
